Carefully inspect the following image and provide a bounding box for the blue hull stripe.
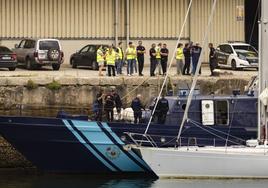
[71,120,144,172]
[101,122,153,170]
[62,120,118,172]
[98,122,152,172]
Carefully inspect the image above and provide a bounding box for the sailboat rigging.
[133,0,268,178]
[144,0,193,135]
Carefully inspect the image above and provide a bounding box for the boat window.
[215,101,229,125]
[182,104,186,111]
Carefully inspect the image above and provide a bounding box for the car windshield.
[39,41,60,50]
[233,45,258,57]
[0,46,12,53]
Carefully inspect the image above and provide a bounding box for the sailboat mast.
[259,0,268,141]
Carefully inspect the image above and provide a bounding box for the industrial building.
[0,0,258,63]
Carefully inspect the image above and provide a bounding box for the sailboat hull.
[137,147,268,178]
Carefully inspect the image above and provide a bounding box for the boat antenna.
[143,0,193,135]
[176,0,218,143]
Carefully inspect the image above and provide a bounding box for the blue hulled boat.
[0,82,258,174]
[0,116,155,176]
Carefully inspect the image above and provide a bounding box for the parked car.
[0,46,17,71]
[14,39,64,70]
[215,43,258,70]
[70,44,109,70]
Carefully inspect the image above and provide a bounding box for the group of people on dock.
[96,41,217,77]
[93,88,170,125]
[94,87,123,122]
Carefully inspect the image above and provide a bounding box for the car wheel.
[48,49,60,61]
[231,60,237,70]
[26,58,33,70]
[71,59,77,68]
[92,61,99,70]
[8,67,16,71]
[52,64,61,71]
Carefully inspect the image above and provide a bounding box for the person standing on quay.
[175,43,184,75]
[136,41,146,76]
[133,45,138,74]
[160,43,169,75]
[149,43,157,76]
[97,46,105,76]
[155,43,162,75]
[209,43,217,76]
[116,42,124,75]
[126,42,136,76]
[106,46,116,77]
[183,43,191,75]
[191,43,202,75]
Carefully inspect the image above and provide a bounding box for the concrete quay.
[0,72,255,110]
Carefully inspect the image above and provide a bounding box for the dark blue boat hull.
[0,117,155,175]
[0,115,257,174]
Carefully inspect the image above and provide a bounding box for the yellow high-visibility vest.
[126,47,135,60]
[117,47,123,59]
[106,50,116,65]
[97,48,104,62]
[156,46,161,59]
[133,48,137,59]
[176,47,184,60]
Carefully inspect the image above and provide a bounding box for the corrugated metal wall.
[0,0,244,43]
[0,0,115,38]
[190,0,245,44]
[129,0,189,39]
[190,0,245,60]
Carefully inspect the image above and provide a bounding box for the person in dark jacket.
[209,43,217,76]
[104,94,115,122]
[149,43,157,76]
[94,89,104,121]
[112,89,122,120]
[160,43,169,75]
[136,40,146,76]
[156,95,169,124]
[149,98,160,123]
[183,43,191,75]
[191,43,202,75]
[131,94,144,124]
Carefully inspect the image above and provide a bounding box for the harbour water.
[0,174,268,188]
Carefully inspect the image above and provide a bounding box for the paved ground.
[0,64,257,78]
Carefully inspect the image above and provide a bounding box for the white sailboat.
[133,0,268,178]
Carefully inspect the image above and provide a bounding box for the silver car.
[14,39,64,70]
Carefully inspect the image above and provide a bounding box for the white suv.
[215,43,258,70]
[14,39,64,70]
